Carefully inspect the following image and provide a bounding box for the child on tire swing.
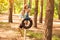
[19,4,30,28]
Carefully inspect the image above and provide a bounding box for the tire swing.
[19,1,33,29]
[21,17,33,29]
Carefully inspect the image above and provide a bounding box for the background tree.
[9,0,14,23]
[39,0,43,23]
[29,0,32,8]
[24,0,27,5]
[58,0,60,19]
[34,0,38,27]
[44,0,54,40]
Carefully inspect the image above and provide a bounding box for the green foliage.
[0,0,59,18]
[30,0,35,16]
[52,35,60,40]
[0,0,9,13]
[54,0,59,18]
[27,30,60,40]
[14,0,23,13]
[30,8,34,16]
[26,30,43,39]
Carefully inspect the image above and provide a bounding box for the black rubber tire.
[22,18,33,29]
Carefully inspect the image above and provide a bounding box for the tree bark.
[58,0,60,19]
[44,0,54,40]
[9,0,14,23]
[24,0,27,5]
[34,0,38,27]
[39,0,43,23]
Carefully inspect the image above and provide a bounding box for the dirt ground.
[0,22,43,40]
[0,14,60,40]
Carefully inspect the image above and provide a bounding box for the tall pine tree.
[44,0,54,40]
[34,0,38,27]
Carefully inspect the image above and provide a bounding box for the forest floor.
[0,14,60,40]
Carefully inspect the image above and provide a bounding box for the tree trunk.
[24,0,27,5]
[9,0,14,23]
[44,0,54,40]
[14,6,16,14]
[39,0,43,23]
[34,0,38,27]
[58,0,60,19]
[29,0,32,8]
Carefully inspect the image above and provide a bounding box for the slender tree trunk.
[24,0,27,5]
[9,0,14,23]
[24,0,27,13]
[29,0,32,8]
[39,0,43,23]
[58,0,60,19]
[44,0,54,40]
[34,0,38,27]
[13,4,16,14]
